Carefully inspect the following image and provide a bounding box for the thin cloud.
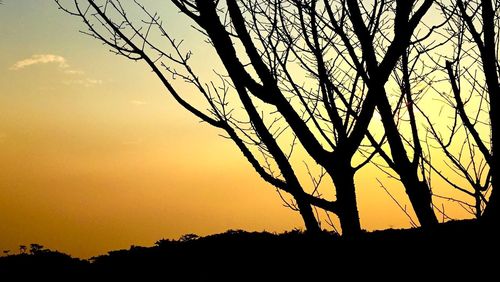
[130,100,148,105]
[12,53,104,87]
[64,69,85,75]
[63,78,103,87]
[11,54,69,70]
[86,79,103,85]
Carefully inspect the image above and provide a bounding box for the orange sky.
[0,1,475,258]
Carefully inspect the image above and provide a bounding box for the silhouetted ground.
[1,220,498,280]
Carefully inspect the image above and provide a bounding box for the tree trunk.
[329,164,362,236]
[374,84,438,228]
[402,177,438,227]
[482,170,499,223]
[475,0,499,226]
[294,196,322,234]
[483,188,499,223]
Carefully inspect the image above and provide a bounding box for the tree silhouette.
[179,233,200,242]
[55,0,442,234]
[29,244,44,255]
[365,43,443,226]
[420,0,500,222]
[453,0,500,224]
[336,0,439,227]
[19,245,26,255]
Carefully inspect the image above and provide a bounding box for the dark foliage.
[0,248,89,280]
[0,221,497,280]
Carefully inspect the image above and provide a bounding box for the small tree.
[19,245,26,255]
[452,0,500,223]
[420,0,500,221]
[342,0,440,227]
[179,234,200,242]
[29,244,44,255]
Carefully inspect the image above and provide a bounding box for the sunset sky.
[0,1,473,258]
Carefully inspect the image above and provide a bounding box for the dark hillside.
[1,220,497,280]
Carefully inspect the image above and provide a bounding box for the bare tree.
[454,0,500,223]
[341,0,441,227]
[422,0,499,222]
[367,42,443,227]
[56,0,437,235]
[55,0,343,234]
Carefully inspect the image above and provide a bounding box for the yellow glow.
[0,1,480,258]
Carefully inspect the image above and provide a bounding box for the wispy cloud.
[63,79,103,87]
[130,100,148,105]
[64,69,85,75]
[11,53,103,87]
[10,54,69,70]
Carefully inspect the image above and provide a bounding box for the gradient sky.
[0,1,473,258]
